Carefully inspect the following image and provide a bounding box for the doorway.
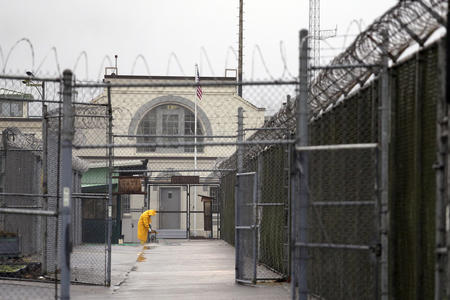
[159,187,181,229]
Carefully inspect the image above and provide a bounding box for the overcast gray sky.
[1,0,397,80]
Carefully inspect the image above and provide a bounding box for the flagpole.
[194,65,198,174]
[193,64,198,237]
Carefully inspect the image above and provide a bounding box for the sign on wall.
[117,176,145,194]
[170,176,200,184]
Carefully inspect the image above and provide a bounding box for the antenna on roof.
[105,54,118,77]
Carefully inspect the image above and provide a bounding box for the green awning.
[81,167,118,188]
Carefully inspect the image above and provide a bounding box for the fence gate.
[235,172,257,284]
[294,146,380,299]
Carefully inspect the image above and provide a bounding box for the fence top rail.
[114,134,237,139]
[295,143,378,151]
[0,207,57,217]
[0,192,51,198]
[236,171,256,177]
[312,201,376,206]
[114,169,235,173]
[0,74,61,82]
[147,182,220,186]
[295,242,372,251]
[243,127,288,131]
[0,192,108,198]
[73,80,299,89]
[0,96,108,107]
[309,63,381,70]
[74,139,295,149]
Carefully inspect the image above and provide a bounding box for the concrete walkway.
[72,239,290,300]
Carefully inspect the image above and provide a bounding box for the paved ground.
[72,239,290,300]
[0,244,140,300]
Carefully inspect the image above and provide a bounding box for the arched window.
[136,104,204,153]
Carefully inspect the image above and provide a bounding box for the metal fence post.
[235,107,244,282]
[292,31,301,300]
[257,155,262,263]
[444,5,450,299]
[252,172,257,283]
[61,69,74,300]
[237,107,244,172]
[41,98,48,276]
[106,86,113,286]
[435,37,448,300]
[187,184,191,239]
[379,29,390,300]
[296,29,309,300]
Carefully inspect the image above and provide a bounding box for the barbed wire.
[35,47,61,77]
[1,127,42,154]
[2,38,35,74]
[224,46,238,71]
[0,45,4,67]
[166,52,185,76]
[0,40,298,81]
[200,46,216,76]
[280,41,294,78]
[96,55,113,80]
[47,106,108,133]
[251,44,276,80]
[309,0,447,116]
[130,54,151,75]
[73,51,89,80]
[219,0,447,168]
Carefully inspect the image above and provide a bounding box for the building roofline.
[0,117,42,122]
[104,74,237,81]
[79,155,221,161]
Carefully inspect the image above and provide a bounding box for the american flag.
[195,66,202,100]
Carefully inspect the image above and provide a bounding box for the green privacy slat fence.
[307,80,379,299]
[390,43,438,300]
[220,144,290,278]
[219,40,441,297]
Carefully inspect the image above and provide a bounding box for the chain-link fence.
[235,172,257,283]
[300,147,379,299]
[0,70,297,298]
[69,76,296,247]
[388,41,440,299]
[0,2,448,297]
[289,0,447,297]
[70,93,111,286]
[68,75,297,289]
[0,78,59,299]
[220,128,292,282]
[0,74,112,299]
[0,76,63,299]
[0,201,58,300]
[234,146,291,283]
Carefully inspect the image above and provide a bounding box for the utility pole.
[60,69,74,300]
[309,0,320,74]
[308,0,336,80]
[238,0,243,97]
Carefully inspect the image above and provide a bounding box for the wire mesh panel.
[70,89,111,286]
[0,211,58,300]
[0,76,62,299]
[235,172,257,284]
[256,145,290,280]
[300,147,379,300]
[0,280,56,300]
[70,194,109,285]
[67,74,296,288]
[0,78,61,299]
[71,77,297,249]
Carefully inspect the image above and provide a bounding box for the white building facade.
[80,74,265,240]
